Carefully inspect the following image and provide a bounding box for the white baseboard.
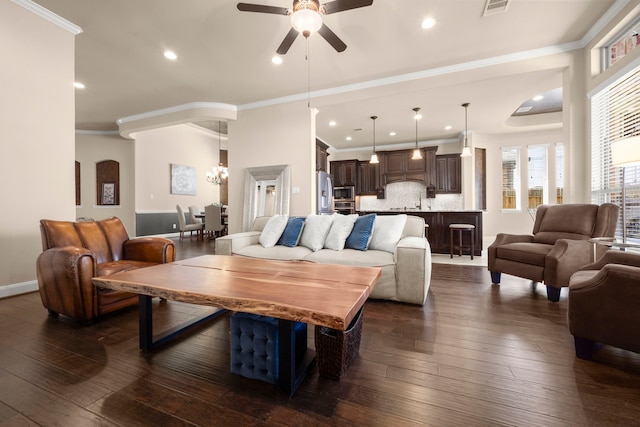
[0,280,38,299]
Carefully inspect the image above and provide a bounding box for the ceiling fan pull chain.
[306,36,311,108]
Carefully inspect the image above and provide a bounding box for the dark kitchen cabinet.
[330,160,358,187]
[357,161,380,195]
[316,139,329,172]
[381,147,437,185]
[361,210,482,256]
[435,154,461,193]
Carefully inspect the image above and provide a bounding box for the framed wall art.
[171,164,197,195]
[101,182,116,205]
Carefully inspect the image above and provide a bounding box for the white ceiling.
[35,0,619,150]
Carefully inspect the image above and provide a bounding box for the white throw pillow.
[324,214,358,251]
[259,214,289,248]
[299,214,334,251]
[368,214,407,253]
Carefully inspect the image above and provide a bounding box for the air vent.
[483,0,510,16]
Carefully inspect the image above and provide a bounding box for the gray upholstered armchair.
[488,204,619,302]
[568,250,640,359]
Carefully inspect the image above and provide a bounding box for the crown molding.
[116,102,237,139]
[12,0,82,34]
[116,102,237,125]
[75,129,120,136]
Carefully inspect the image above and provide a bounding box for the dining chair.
[204,204,225,240]
[176,205,202,240]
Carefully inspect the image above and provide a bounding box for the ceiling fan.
[237,0,373,54]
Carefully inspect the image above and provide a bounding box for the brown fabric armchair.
[568,250,640,359]
[488,204,619,302]
[36,216,175,323]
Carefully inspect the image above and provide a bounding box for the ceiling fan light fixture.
[291,8,322,35]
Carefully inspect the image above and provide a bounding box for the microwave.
[333,186,355,201]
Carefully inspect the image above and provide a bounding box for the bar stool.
[449,224,475,260]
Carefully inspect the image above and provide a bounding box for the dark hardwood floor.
[1,237,639,426]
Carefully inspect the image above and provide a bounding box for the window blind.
[527,145,548,209]
[591,66,640,241]
[501,147,520,210]
[556,143,564,204]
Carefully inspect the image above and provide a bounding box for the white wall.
[134,124,221,215]
[228,101,315,233]
[0,2,75,293]
[76,133,136,234]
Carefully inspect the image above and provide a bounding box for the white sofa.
[215,214,432,305]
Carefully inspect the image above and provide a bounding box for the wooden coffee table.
[92,255,381,395]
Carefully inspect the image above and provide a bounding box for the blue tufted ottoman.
[230,312,308,384]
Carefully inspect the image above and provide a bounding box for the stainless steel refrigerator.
[316,171,334,214]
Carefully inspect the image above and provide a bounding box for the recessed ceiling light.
[346,136,352,141]
[74,82,85,89]
[533,94,544,101]
[421,17,436,29]
[389,131,396,136]
[271,55,283,65]
[444,125,452,130]
[164,50,177,60]
[329,121,336,127]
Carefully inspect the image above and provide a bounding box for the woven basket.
[315,307,364,380]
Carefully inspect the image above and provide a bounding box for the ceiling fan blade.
[318,24,347,52]
[237,3,290,15]
[276,28,299,55]
[322,0,373,15]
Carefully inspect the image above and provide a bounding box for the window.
[604,18,640,69]
[501,147,520,210]
[527,145,548,209]
[556,143,564,204]
[591,66,640,242]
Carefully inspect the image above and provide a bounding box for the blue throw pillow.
[345,214,376,251]
[277,217,306,247]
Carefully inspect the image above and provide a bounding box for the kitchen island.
[360,210,483,256]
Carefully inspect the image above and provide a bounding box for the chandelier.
[207,122,228,185]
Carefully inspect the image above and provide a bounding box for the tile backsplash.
[358,181,463,211]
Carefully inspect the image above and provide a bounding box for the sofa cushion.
[369,214,407,253]
[496,242,553,266]
[235,244,312,261]
[299,214,334,251]
[259,215,288,248]
[305,248,395,268]
[324,214,358,251]
[345,214,376,251]
[277,217,305,247]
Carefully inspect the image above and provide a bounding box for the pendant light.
[370,115,379,164]
[411,107,422,160]
[460,102,472,158]
[206,122,229,185]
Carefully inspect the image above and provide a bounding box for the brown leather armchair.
[488,204,619,302]
[568,250,640,359]
[36,216,175,323]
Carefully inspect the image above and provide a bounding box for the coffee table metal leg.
[277,319,316,397]
[138,295,226,352]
